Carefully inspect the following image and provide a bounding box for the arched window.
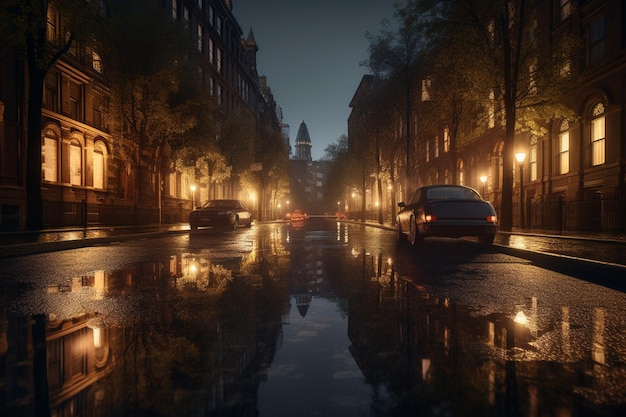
[591,103,605,166]
[558,119,569,174]
[70,141,82,186]
[42,129,58,182]
[93,141,106,189]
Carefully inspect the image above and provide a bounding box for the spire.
[295,120,312,161]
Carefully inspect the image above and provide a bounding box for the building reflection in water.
[1,222,625,416]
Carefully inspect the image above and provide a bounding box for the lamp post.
[190,184,196,209]
[515,152,526,229]
[479,175,487,198]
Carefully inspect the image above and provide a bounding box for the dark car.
[396,184,498,246]
[189,199,253,231]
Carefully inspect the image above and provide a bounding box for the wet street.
[1,220,625,416]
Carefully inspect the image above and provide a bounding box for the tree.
[365,4,423,201]
[97,0,198,210]
[0,0,101,230]
[408,0,577,230]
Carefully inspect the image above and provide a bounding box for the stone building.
[349,0,625,232]
[0,0,282,230]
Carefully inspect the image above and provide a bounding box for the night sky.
[233,0,397,160]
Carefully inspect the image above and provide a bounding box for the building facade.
[349,0,625,232]
[0,0,282,231]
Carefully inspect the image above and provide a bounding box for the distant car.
[289,209,307,223]
[396,185,497,246]
[189,199,253,231]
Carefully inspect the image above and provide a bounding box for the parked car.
[396,185,498,246]
[189,199,253,231]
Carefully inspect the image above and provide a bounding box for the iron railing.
[43,201,190,228]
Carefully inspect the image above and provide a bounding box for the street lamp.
[479,175,487,198]
[190,184,196,209]
[515,152,526,229]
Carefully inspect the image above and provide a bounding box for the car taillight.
[486,215,497,223]
[425,214,437,223]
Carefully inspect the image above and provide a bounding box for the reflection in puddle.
[1,222,625,416]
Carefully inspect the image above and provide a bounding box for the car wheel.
[479,233,495,246]
[232,217,239,230]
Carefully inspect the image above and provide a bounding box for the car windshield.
[204,200,241,208]
[426,187,480,201]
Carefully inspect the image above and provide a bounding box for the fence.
[515,194,625,233]
[43,200,190,228]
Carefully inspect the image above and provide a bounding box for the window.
[70,142,82,185]
[209,38,214,64]
[92,93,105,130]
[197,24,203,52]
[93,142,105,189]
[172,0,177,19]
[434,135,439,158]
[530,136,537,181]
[92,50,102,73]
[216,48,222,73]
[488,89,495,128]
[588,16,605,66]
[443,127,450,152]
[591,103,605,166]
[559,0,571,21]
[458,160,464,185]
[421,78,431,101]
[169,172,177,197]
[425,141,430,163]
[216,16,222,36]
[43,72,59,112]
[558,119,569,174]
[42,132,58,182]
[69,80,82,121]
[46,7,59,43]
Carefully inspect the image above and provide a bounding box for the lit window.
[421,78,431,101]
[42,133,58,182]
[93,143,105,189]
[70,142,82,185]
[458,160,464,185]
[591,103,605,166]
[530,136,537,181]
[425,141,430,163]
[434,134,439,158]
[558,119,569,174]
[443,127,450,152]
[92,50,102,73]
[488,90,495,128]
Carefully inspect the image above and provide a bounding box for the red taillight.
[486,215,497,223]
[425,214,437,223]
